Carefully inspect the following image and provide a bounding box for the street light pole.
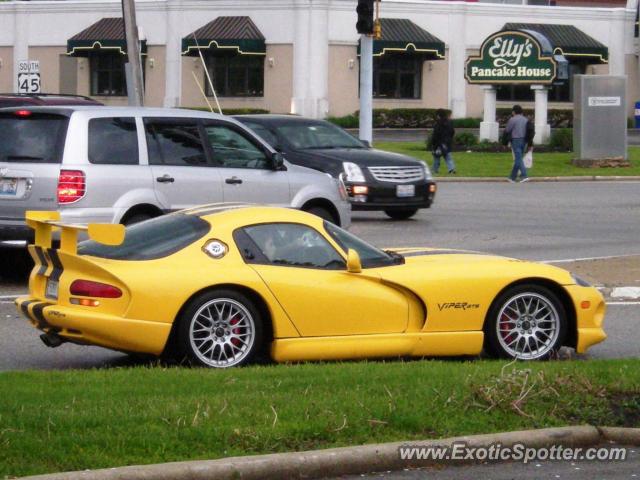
[122,0,144,106]
[359,34,373,146]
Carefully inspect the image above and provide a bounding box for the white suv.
[0,106,350,240]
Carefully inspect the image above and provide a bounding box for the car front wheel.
[485,284,567,360]
[178,290,263,368]
[384,208,418,220]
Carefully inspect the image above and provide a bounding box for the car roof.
[233,114,328,126]
[0,105,230,120]
[0,93,103,107]
[183,204,324,226]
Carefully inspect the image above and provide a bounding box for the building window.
[372,56,422,99]
[497,63,586,103]
[89,52,127,96]
[205,54,264,97]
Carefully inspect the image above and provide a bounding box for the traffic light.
[356,0,375,35]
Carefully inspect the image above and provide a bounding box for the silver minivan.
[0,106,350,240]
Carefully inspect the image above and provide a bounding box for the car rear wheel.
[485,284,567,360]
[122,213,154,226]
[384,208,418,220]
[178,290,263,368]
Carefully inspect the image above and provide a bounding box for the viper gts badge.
[438,302,480,311]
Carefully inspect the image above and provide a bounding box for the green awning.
[67,18,147,57]
[358,19,445,59]
[182,16,266,56]
[503,23,608,63]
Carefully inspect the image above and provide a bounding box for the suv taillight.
[57,170,86,204]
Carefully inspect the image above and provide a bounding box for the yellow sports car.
[16,205,606,367]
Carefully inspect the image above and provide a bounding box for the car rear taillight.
[57,170,86,204]
[70,280,122,298]
[14,110,32,117]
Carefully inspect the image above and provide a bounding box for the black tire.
[384,208,418,220]
[484,284,567,361]
[122,213,154,226]
[178,289,264,368]
[305,206,336,224]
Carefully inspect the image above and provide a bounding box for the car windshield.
[323,221,402,268]
[276,122,366,150]
[78,213,210,261]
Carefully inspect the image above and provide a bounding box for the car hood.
[378,247,576,286]
[300,148,423,167]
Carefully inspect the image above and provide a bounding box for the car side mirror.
[347,249,362,273]
[271,152,286,171]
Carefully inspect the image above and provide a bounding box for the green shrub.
[452,117,482,128]
[496,108,572,128]
[549,128,573,151]
[331,110,482,129]
[327,114,359,129]
[453,132,478,148]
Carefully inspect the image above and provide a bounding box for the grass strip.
[374,142,640,177]
[1,359,639,477]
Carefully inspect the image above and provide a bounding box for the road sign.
[17,60,41,94]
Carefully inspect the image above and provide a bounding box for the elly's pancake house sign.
[466,30,557,84]
[468,29,563,143]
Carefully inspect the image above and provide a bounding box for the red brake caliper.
[229,314,241,347]
[500,313,515,344]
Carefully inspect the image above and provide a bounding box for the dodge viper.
[16,205,606,367]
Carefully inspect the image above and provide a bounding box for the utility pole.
[359,35,373,146]
[122,0,144,106]
[356,0,380,147]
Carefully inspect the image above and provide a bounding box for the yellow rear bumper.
[15,296,171,355]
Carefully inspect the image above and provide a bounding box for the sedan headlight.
[423,163,433,180]
[342,162,365,183]
[571,273,591,287]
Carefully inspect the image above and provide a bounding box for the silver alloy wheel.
[189,298,256,368]
[496,292,560,360]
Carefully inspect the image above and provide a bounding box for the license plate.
[0,178,17,196]
[45,279,59,300]
[396,184,415,198]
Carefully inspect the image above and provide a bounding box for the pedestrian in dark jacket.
[429,109,456,174]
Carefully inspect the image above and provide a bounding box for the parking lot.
[1,180,638,370]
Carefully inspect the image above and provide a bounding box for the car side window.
[203,124,270,169]
[144,119,208,167]
[88,117,139,165]
[240,223,345,270]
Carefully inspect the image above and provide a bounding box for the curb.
[435,176,640,182]
[23,426,640,480]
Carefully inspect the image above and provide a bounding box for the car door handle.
[225,177,243,185]
[156,175,175,183]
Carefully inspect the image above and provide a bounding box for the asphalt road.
[1,181,639,370]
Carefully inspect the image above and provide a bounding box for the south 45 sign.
[465,31,556,84]
[18,73,41,94]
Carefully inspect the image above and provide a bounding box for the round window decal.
[203,240,228,259]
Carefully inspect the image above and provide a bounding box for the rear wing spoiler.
[26,211,125,254]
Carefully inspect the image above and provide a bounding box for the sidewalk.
[345,128,640,145]
[434,176,640,182]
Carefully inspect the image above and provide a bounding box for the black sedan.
[234,115,436,220]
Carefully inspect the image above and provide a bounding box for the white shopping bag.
[523,150,533,169]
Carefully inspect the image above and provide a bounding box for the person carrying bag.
[429,109,456,174]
